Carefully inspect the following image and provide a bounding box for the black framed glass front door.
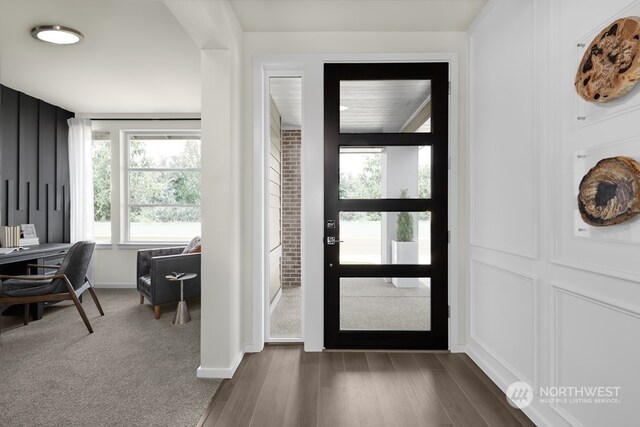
[324,62,448,349]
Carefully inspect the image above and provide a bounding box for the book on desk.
[0,246,29,255]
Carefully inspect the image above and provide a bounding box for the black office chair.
[0,241,103,334]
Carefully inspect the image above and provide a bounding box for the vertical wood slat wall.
[0,85,73,243]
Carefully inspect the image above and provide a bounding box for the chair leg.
[64,277,93,333]
[154,305,161,320]
[88,287,105,316]
[139,294,144,305]
[23,304,29,326]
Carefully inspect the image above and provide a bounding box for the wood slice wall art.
[575,16,640,103]
[578,156,640,226]
[0,85,73,242]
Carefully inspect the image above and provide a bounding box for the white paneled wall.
[469,0,537,259]
[471,261,536,385]
[551,285,640,426]
[469,0,640,425]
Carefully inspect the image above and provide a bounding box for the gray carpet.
[269,279,431,337]
[0,289,220,427]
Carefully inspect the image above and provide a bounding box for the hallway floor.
[197,345,535,427]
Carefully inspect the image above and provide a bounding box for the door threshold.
[265,338,303,344]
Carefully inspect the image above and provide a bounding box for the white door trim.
[251,53,461,353]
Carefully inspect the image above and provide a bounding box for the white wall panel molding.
[550,282,640,426]
[469,0,539,260]
[470,259,538,388]
[549,255,640,284]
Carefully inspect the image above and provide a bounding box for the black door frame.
[323,62,449,350]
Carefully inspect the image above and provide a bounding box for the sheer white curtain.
[67,118,94,243]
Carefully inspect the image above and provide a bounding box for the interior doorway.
[266,76,303,342]
[324,62,449,349]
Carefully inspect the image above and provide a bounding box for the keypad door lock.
[326,220,336,229]
[326,236,344,245]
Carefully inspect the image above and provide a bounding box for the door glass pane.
[340,277,431,331]
[340,146,431,199]
[339,211,431,265]
[340,80,432,133]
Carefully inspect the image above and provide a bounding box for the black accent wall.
[0,85,74,243]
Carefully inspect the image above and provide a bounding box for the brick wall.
[281,129,301,287]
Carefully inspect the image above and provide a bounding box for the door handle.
[326,237,344,245]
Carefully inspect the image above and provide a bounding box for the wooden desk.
[0,243,72,320]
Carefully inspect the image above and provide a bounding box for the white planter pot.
[391,240,420,288]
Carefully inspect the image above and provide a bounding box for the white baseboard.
[466,344,555,427]
[449,343,467,353]
[244,343,264,353]
[94,283,136,289]
[196,350,245,379]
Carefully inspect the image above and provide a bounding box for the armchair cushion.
[0,278,56,297]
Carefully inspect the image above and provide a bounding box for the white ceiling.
[270,77,302,128]
[0,0,486,115]
[0,0,201,114]
[230,0,487,32]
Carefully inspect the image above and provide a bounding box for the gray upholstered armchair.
[136,246,201,319]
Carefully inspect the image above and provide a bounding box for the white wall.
[242,32,470,351]
[469,0,640,425]
[195,3,245,378]
[162,0,246,377]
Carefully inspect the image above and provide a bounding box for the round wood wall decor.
[575,17,640,103]
[578,156,640,226]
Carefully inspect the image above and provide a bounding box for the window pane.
[129,138,200,168]
[126,132,201,243]
[129,207,201,242]
[340,146,431,199]
[339,211,431,265]
[129,171,200,205]
[340,277,431,331]
[92,136,111,243]
[340,80,432,133]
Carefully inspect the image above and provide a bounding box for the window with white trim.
[125,132,201,243]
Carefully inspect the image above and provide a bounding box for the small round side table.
[166,273,197,325]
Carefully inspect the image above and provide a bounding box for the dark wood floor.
[197,345,536,427]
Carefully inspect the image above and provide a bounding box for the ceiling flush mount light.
[339,105,349,111]
[31,25,83,45]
